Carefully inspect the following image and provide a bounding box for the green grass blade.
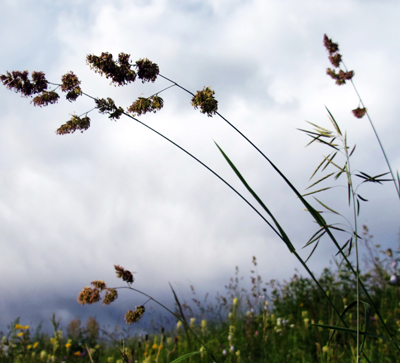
[305,172,334,190]
[313,197,339,214]
[170,351,202,363]
[215,142,296,253]
[302,187,331,197]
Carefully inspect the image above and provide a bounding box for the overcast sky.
[1,0,399,333]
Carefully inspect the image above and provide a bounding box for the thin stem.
[342,61,400,200]
[115,285,217,362]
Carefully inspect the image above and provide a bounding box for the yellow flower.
[15,324,24,329]
[27,345,32,350]
[152,344,158,349]
[73,351,81,356]
[17,332,24,337]
[15,324,30,330]
[33,342,38,349]
[322,345,329,354]
[65,343,72,348]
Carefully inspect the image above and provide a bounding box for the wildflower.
[222,349,227,355]
[61,71,82,101]
[17,332,24,337]
[114,265,134,284]
[40,350,48,361]
[135,58,160,83]
[73,351,81,356]
[152,344,158,349]
[254,331,258,336]
[56,114,90,135]
[352,107,367,119]
[77,286,101,305]
[191,87,218,117]
[390,275,397,284]
[277,318,282,326]
[190,317,196,327]
[33,342,38,349]
[27,345,32,349]
[124,306,145,324]
[176,321,182,330]
[322,345,329,354]
[230,345,234,352]
[91,280,107,291]
[103,288,118,305]
[233,297,238,306]
[392,260,397,268]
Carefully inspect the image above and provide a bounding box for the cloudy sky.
[1,0,399,333]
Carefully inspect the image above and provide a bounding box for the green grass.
[1,242,399,363]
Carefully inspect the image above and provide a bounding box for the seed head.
[77,287,101,305]
[32,91,60,107]
[56,114,90,135]
[352,107,367,119]
[103,288,118,305]
[127,95,164,116]
[323,34,339,55]
[91,280,107,291]
[125,306,145,324]
[135,58,160,83]
[114,265,134,284]
[191,87,218,117]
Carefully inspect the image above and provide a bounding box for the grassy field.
[1,239,399,363]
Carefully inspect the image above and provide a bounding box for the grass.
[1,34,399,362]
[1,241,399,363]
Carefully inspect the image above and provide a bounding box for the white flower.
[230,345,234,351]
[390,275,397,284]
[222,350,227,355]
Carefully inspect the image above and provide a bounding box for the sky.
[0,0,399,334]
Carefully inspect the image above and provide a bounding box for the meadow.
[1,34,399,362]
[1,240,399,363]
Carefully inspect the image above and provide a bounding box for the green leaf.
[170,351,202,363]
[325,106,342,136]
[313,197,339,214]
[302,187,331,197]
[305,173,334,190]
[215,142,296,253]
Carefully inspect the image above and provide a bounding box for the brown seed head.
[56,115,90,135]
[95,97,124,120]
[328,53,342,68]
[77,287,101,305]
[86,52,136,86]
[352,107,367,119]
[191,87,218,117]
[32,91,60,107]
[91,280,107,291]
[125,306,145,324]
[323,34,339,54]
[103,288,118,305]
[127,95,164,116]
[135,58,160,83]
[114,265,134,284]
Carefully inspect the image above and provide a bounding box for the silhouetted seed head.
[61,72,82,102]
[125,306,145,324]
[86,52,136,86]
[103,288,118,305]
[329,53,342,68]
[114,265,134,284]
[77,287,101,305]
[326,68,354,85]
[323,34,339,54]
[1,70,49,97]
[95,97,124,120]
[135,58,159,83]
[32,91,60,107]
[352,107,367,119]
[56,115,91,135]
[127,95,164,116]
[191,87,218,117]
[91,280,107,291]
